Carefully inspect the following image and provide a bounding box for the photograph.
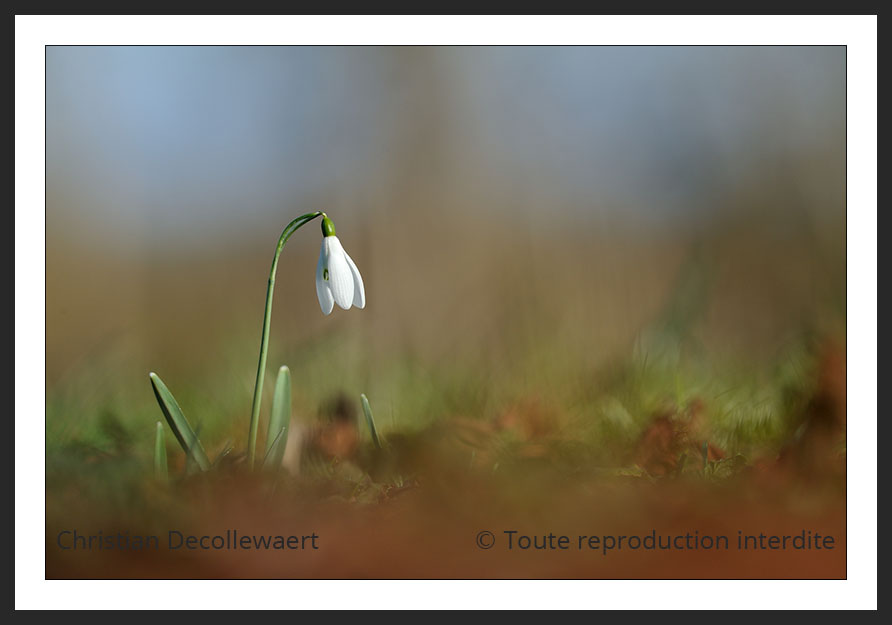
[41,43,849,582]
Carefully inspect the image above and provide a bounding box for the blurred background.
[45,45,847,579]
[46,45,845,468]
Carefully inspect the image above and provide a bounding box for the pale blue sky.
[46,46,845,242]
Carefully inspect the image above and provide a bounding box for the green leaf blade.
[262,427,287,472]
[264,366,291,471]
[360,393,382,449]
[149,372,211,472]
[154,421,168,481]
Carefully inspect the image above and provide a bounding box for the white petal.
[343,249,365,309]
[315,241,334,315]
[325,237,354,310]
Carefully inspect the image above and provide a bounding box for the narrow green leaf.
[182,422,205,476]
[149,372,211,472]
[153,421,168,481]
[264,366,291,470]
[262,427,286,471]
[184,444,199,476]
[360,393,382,449]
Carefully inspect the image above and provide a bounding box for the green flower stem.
[247,211,322,469]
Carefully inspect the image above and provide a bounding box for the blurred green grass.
[46,289,842,480]
[45,203,846,511]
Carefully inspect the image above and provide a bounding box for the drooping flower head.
[315,214,365,315]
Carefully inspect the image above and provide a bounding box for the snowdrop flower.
[240,210,368,469]
[315,214,365,315]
